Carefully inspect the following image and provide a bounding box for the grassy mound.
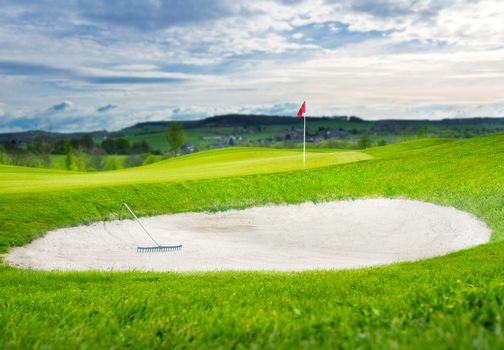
[0,135,503,348]
[0,147,371,194]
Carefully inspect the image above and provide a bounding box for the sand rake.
[120,203,182,253]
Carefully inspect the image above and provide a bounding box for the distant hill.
[1,114,504,145]
[120,115,353,135]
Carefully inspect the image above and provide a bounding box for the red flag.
[297,101,306,118]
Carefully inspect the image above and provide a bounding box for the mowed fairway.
[1,135,504,348]
[0,147,371,194]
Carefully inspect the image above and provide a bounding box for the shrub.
[143,154,160,165]
[101,156,123,170]
[124,154,147,168]
[358,134,372,149]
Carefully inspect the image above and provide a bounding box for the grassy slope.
[0,147,371,194]
[365,138,454,157]
[1,135,504,348]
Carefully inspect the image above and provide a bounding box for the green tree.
[74,148,88,171]
[0,146,11,164]
[377,139,387,147]
[101,138,116,154]
[402,130,409,142]
[33,135,52,167]
[166,122,186,152]
[357,134,372,149]
[64,141,74,170]
[130,141,150,154]
[115,138,131,154]
[416,125,428,139]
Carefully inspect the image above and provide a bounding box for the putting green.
[0,147,371,194]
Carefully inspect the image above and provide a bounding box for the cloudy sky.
[1,0,504,132]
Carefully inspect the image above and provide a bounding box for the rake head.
[137,245,182,253]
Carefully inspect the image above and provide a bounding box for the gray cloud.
[349,0,414,17]
[96,103,118,112]
[0,61,73,77]
[85,76,185,84]
[326,0,448,20]
[0,60,188,85]
[76,0,247,32]
[48,100,73,112]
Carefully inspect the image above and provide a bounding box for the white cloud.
[0,0,504,131]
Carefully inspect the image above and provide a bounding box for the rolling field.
[1,134,504,348]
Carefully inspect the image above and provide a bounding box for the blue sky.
[0,0,504,132]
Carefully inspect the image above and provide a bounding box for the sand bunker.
[5,199,490,271]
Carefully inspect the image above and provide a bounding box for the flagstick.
[303,112,306,169]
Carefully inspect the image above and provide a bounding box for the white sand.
[5,199,490,272]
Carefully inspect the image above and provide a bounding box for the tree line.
[0,122,188,171]
[0,136,159,171]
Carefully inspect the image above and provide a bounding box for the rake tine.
[136,245,182,253]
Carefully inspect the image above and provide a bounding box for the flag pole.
[303,110,306,169]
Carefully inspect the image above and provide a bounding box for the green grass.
[1,134,504,348]
[365,138,455,158]
[0,147,371,194]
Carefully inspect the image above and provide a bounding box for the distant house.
[326,129,349,138]
[311,135,325,143]
[284,130,299,140]
[181,144,195,154]
[227,135,243,145]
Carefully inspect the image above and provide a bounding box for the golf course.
[1,133,503,348]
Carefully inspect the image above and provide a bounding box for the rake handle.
[122,203,160,247]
